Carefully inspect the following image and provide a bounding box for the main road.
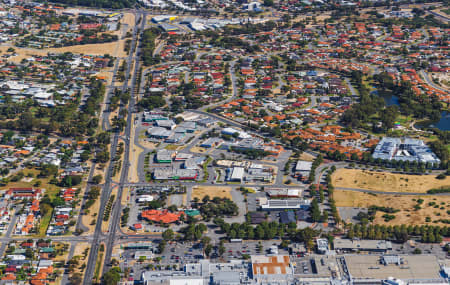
[82,10,144,285]
[101,11,148,275]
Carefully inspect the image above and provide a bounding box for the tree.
[310,199,321,222]
[321,210,329,223]
[218,244,225,256]
[205,244,213,257]
[162,229,174,241]
[157,240,166,253]
[112,116,126,131]
[69,273,82,285]
[92,175,102,184]
[202,195,210,204]
[103,267,121,285]
[19,112,34,131]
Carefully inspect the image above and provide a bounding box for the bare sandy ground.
[192,186,232,200]
[335,190,450,226]
[332,169,450,193]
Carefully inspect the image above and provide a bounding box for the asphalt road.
[82,11,143,285]
[102,12,148,274]
[419,69,449,94]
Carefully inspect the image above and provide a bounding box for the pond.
[415,111,450,131]
[375,91,449,131]
[374,90,399,107]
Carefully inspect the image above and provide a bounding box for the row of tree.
[346,223,450,243]
[212,218,320,250]
[141,28,161,66]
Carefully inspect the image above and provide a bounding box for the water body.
[375,91,449,131]
[375,91,399,107]
[415,111,450,131]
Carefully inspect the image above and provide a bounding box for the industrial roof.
[251,255,292,276]
[230,167,245,180]
[334,239,392,251]
[295,160,313,171]
[344,255,443,281]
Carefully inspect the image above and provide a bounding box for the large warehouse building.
[343,255,446,284]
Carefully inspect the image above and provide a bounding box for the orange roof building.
[141,209,184,224]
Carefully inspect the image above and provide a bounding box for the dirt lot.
[68,242,90,280]
[121,12,135,30]
[140,141,159,149]
[299,152,315,162]
[49,40,127,57]
[191,186,232,200]
[0,46,47,63]
[82,195,99,235]
[93,162,107,184]
[335,190,450,226]
[190,146,207,153]
[332,169,450,193]
[0,37,126,62]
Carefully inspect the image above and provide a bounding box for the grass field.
[332,169,450,193]
[191,186,232,200]
[335,190,450,226]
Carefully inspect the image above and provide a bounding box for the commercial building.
[295,160,313,177]
[134,251,154,260]
[178,121,197,133]
[159,23,179,32]
[221,127,251,139]
[153,168,198,180]
[228,167,244,182]
[200,138,223,148]
[267,188,303,198]
[334,239,392,253]
[142,259,250,285]
[136,195,154,203]
[246,166,273,182]
[147,127,172,139]
[122,242,153,250]
[316,238,329,254]
[343,255,446,284]
[156,149,175,163]
[174,153,193,161]
[221,137,264,151]
[259,198,311,211]
[251,255,293,281]
[372,137,440,164]
[156,119,176,130]
[143,112,168,122]
[183,158,200,170]
[151,15,178,23]
[141,209,184,224]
